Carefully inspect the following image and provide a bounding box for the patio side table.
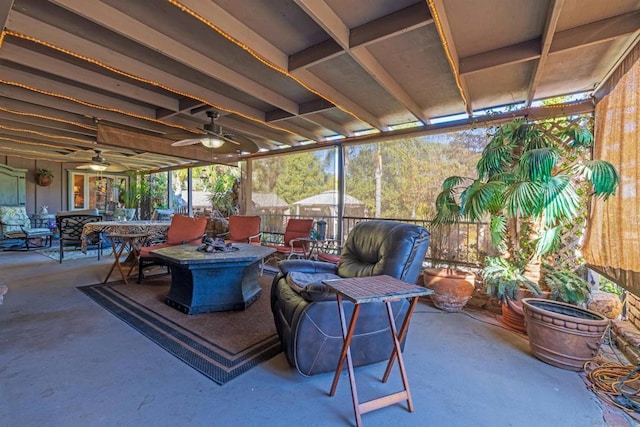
[103,232,149,285]
[323,275,432,427]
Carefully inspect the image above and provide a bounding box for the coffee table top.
[150,243,275,265]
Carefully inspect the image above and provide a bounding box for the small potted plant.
[423,262,476,312]
[35,168,54,187]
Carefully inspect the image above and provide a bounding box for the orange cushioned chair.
[219,215,262,244]
[269,218,315,259]
[137,215,208,283]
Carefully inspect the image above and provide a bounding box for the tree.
[274,152,330,204]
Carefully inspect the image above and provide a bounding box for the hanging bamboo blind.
[584,57,640,296]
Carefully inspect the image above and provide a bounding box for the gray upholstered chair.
[270,220,430,376]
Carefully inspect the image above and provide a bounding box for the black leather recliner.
[270,220,430,376]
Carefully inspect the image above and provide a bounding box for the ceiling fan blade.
[219,133,241,146]
[171,138,202,146]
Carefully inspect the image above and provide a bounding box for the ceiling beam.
[293,0,429,123]
[0,111,94,136]
[0,96,97,131]
[301,113,353,136]
[350,2,433,48]
[0,83,184,134]
[459,10,640,77]
[288,39,343,72]
[0,42,180,112]
[526,0,564,106]
[428,0,472,115]
[170,0,377,135]
[0,63,157,118]
[173,0,289,70]
[550,10,640,53]
[52,0,300,115]
[459,40,541,75]
[6,12,267,123]
[292,68,385,129]
[289,3,433,71]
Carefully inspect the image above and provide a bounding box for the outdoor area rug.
[77,274,282,385]
[36,246,107,261]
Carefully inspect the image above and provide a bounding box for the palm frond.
[573,160,620,199]
[504,181,542,217]
[540,175,580,226]
[562,127,594,148]
[518,148,559,182]
[477,142,514,179]
[441,175,468,191]
[535,226,561,256]
[523,128,551,151]
[460,181,505,221]
[489,215,507,252]
[432,190,461,225]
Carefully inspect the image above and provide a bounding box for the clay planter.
[522,298,609,371]
[501,289,537,333]
[423,268,475,312]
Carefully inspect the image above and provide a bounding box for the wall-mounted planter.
[35,169,54,187]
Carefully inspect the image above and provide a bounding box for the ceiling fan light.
[89,163,108,171]
[200,136,225,148]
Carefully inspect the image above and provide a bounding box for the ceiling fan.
[76,149,128,172]
[171,111,259,154]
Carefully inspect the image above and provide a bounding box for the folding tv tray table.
[323,275,432,427]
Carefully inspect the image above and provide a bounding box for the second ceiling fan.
[171,111,258,154]
[76,149,128,172]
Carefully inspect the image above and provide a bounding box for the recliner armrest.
[279,259,338,276]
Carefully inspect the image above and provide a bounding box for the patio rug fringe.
[77,274,281,385]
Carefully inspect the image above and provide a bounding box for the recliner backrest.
[337,220,430,284]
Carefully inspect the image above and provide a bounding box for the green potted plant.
[35,168,54,187]
[432,117,619,333]
[117,173,141,220]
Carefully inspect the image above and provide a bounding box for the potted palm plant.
[432,116,619,342]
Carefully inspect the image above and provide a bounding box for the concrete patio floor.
[0,249,635,426]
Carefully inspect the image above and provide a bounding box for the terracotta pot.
[501,289,535,333]
[423,268,475,312]
[522,298,609,371]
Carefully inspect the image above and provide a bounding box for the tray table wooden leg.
[329,295,363,427]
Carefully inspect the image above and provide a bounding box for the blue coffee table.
[150,243,275,314]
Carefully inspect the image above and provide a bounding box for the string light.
[0,106,96,131]
[3,30,299,140]
[426,0,469,112]
[0,123,90,143]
